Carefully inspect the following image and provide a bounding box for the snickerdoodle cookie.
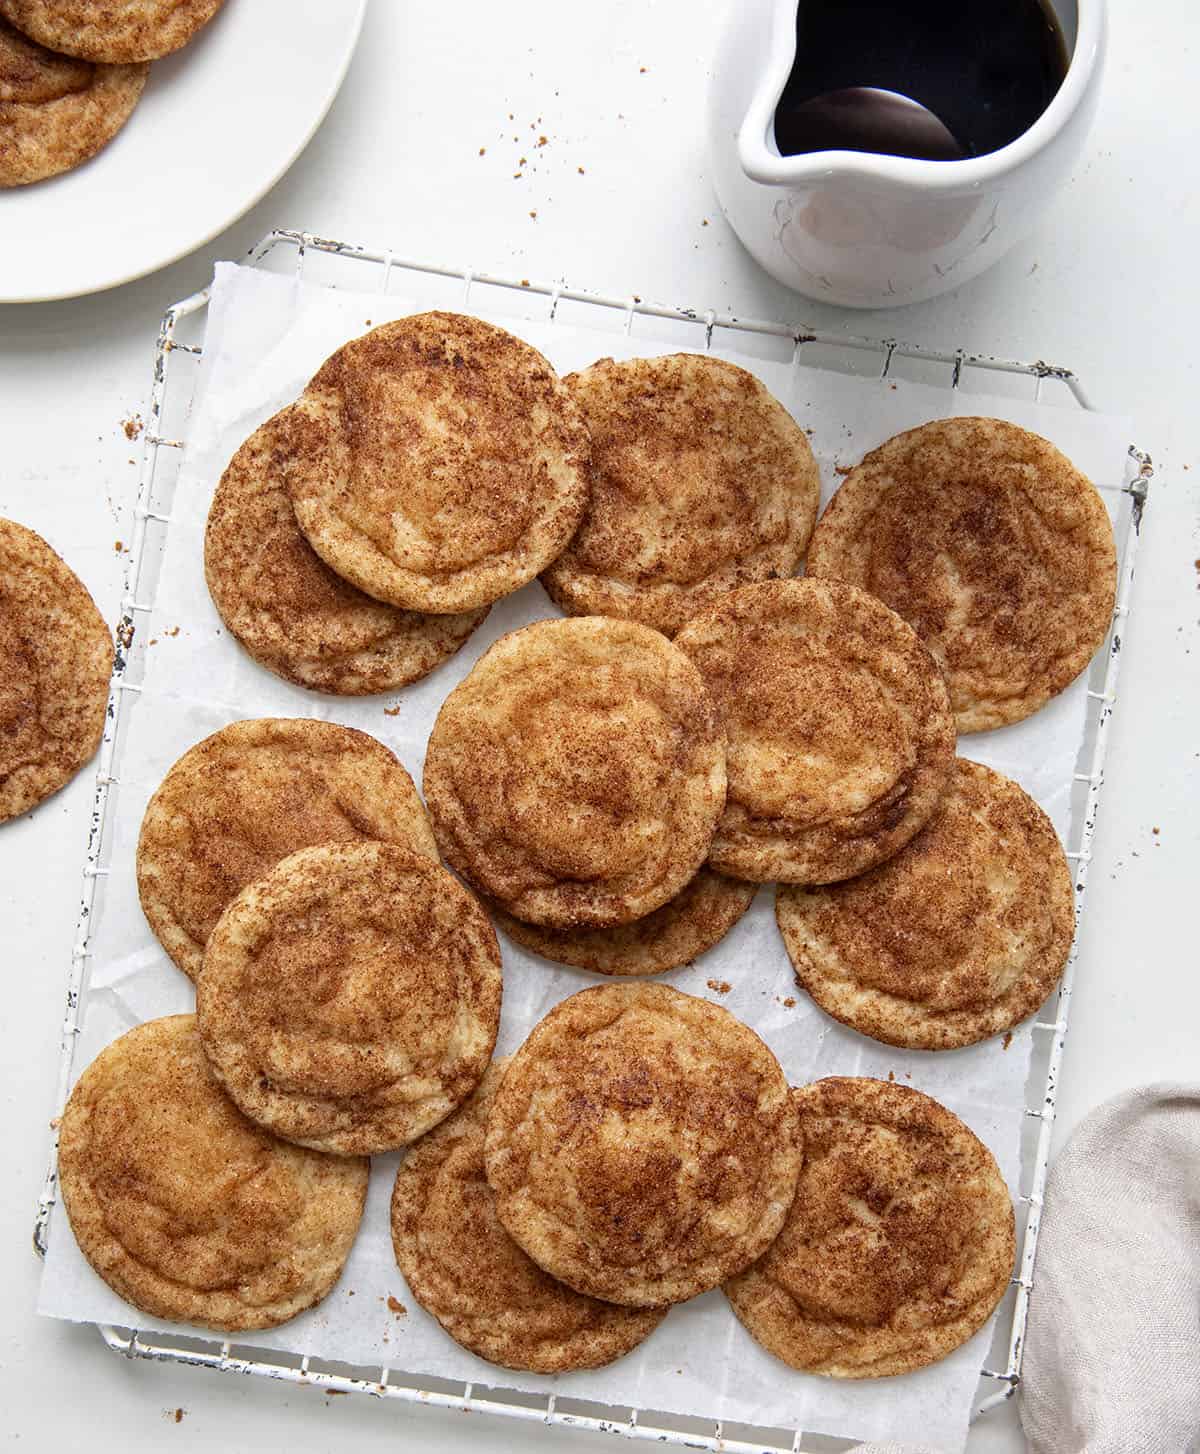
[423,616,726,929]
[724,1078,1014,1377]
[136,718,437,980]
[205,408,488,694]
[490,869,756,976]
[0,0,224,62]
[484,983,800,1308]
[674,577,955,884]
[287,314,590,614]
[541,354,820,635]
[0,518,112,821]
[58,1015,368,1332]
[198,842,502,1156]
[778,759,1074,1049]
[391,1061,666,1371]
[0,18,146,186]
[805,417,1117,732]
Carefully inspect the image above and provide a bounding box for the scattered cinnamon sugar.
[707,979,731,995]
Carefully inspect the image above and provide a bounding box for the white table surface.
[1,4,1197,1450]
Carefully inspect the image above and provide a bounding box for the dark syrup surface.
[774,0,1070,161]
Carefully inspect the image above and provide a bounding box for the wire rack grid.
[33,228,1153,1453]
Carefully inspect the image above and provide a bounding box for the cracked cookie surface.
[0,0,225,62]
[484,983,800,1307]
[777,759,1074,1049]
[136,718,437,980]
[542,354,819,636]
[0,17,146,184]
[0,517,112,819]
[287,313,590,614]
[198,842,501,1155]
[805,417,1117,732]
[391,1060,665,1370]
[205,408,488,694]
[724,1078,1014,1377]
[58,1015,368,1332]
[675,577,955,884]
[424,616,726,929]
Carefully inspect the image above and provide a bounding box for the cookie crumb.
[706,979,731,995]
[478,146,486,156]
[834,464,853,476]
[577,165,585,174]
[1002,1031,1014,1050]
[888,1071,895,1082]
[383,705,402,717]
[782,996,795,1008]
[387,1295,407,1316]
[529,210,538,220]
[113,539,123,553]
[165,625,180,638]
[122,414,143,441]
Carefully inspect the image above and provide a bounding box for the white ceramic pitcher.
[708,0,1105,308]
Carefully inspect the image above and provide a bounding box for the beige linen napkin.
[1020,1083,1200,1453]
[853,1084,1200,1454]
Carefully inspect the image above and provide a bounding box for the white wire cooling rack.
[34,227,1153,1453]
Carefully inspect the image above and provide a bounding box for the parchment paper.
[39,261,1131,1451]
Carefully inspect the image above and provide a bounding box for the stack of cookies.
[56,309,1120,1389]
[0,1,226,187]
[204,313,593,695]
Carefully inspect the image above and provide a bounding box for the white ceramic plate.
[0,0,368,303]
